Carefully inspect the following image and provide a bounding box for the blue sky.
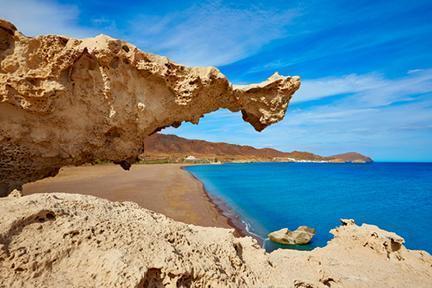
[1,0,432,161]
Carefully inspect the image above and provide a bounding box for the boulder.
[268,225,316,245]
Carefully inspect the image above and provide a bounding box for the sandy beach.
[23,164,234,230]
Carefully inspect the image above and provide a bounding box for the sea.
[185,162,432,253]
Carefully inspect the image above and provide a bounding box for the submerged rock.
[268,226,316,245]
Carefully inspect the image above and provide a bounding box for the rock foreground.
[0,19,300,195]
[1,193,431,288]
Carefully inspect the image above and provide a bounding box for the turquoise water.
[186,163,432,253]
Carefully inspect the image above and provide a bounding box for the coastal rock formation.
[0,19,300,195]
[268,226,316,245]
[1,193,431,287]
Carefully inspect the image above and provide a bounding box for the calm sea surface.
[185,162,432,253]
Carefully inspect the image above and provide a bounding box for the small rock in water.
[268,226,316,245]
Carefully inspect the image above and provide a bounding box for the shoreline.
[22,163,242,233]
[181,165,262,243]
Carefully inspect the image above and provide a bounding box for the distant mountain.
[142,133,373,163]
[328,152,373,163]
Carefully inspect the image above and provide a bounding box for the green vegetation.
[137,159,173,164]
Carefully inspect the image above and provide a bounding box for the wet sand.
[23,164,235,230]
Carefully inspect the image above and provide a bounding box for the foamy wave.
[262,238,270,249]
[241,219,264,242]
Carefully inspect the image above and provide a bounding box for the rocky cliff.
[1,192,431,287]
[0,19,300,195]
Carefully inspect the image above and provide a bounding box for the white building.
[184,155,198,162]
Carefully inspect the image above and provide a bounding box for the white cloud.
[128,1,297,66]
[0,0,95,37]
[294,74,382,103]
[294,69,432,106]
[0,0,296,66]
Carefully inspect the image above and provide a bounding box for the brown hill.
[329,152,373,163]
[142,134,372,163]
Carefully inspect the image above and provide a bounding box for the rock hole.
[109,57,120,69]
[122,45,130,52]
[58,36,68,46]
[105,127,121,139]
[322,277,336,287]
[46,212,55,220]
[390,239,402,252]
[0,27,13,52]
[233,242,243,261]
[139,268,163,288]
[176,273,192,288]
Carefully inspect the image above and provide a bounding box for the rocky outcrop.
[0,19,300,195]
[268,226,316,245]
[1,193,431,287]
